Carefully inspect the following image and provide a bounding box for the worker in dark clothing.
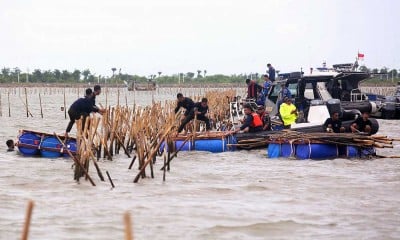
[174,93,195,116]
[177,98,211,133]
[323,112,345,133]
[351,112,372,134]
[246,79,263,100]
[90,85,102,112]
[65,88,99,137]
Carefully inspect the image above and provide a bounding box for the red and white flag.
[357,52,365,60]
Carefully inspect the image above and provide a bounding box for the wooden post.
[117,88,120,107]
[24,88,29,118]
[39,93,43,118]
[21,200,34,240]
[124,212,133,240]
[64,88,67,119]
[106,171,115,188]
[8,91,11,117]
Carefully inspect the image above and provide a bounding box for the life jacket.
[250,112,263,127]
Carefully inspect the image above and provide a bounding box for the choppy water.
[0,87,399,240]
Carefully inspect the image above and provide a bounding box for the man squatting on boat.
[175,93,211,133]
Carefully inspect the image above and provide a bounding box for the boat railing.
[350,89,367,102]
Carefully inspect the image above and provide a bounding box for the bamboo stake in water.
[39,93,43,118]
[117,88,120,107]
[24,88,29,118]
[64,88,67,119]
[8,91,11,117]
[124,212,133,240]
[21,200,34,240]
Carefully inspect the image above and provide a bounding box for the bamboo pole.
[8,91,11,117]
[24,88,29,118]
[124,212,133,240]
[39,93,43,118]
[21,200,34,240]
[55,133,96,186]
[64,88,67,119]
[106,171,115,188]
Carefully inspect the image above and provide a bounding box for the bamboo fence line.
[0,86,242,119]
[64,89,237,184]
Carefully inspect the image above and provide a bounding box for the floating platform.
[162,134,376,160]
[16,130,77,158]
[160,133,237,153]
[267,141,376,160]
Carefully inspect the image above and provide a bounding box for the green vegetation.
[0,67,252,85]
[1,65,398,85]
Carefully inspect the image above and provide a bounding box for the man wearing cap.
[279,97,297,129]
[257,105,271,131]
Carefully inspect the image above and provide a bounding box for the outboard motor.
[382,96,397,119]
[326,99,342,116]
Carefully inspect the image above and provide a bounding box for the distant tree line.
[1,66,399,85]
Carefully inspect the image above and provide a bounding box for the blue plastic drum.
[175,140,192,151]
[63,139,77,157]
[281,143,293,157]
[267,143,281,158]
[194,139,226,153]
[18,132,41,156]
[40,136,62,158]
[296,143,338,160]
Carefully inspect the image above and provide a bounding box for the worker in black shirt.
[174,93,195,117]
[323,111,345,133]
[351,112,372,134]
[177,98,211,133]
[65,88,101,137]
[90,85,102,112]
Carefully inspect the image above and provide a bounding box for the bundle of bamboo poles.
[229,130,399,153]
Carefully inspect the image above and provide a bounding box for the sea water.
[0,87,399,240]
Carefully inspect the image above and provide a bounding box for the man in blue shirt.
[277,82,292,110]
[262,74,272,96]
[267,63,276,82]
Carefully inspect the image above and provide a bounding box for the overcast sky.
[1,0,399,76]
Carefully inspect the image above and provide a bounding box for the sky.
[1,0,399,77]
